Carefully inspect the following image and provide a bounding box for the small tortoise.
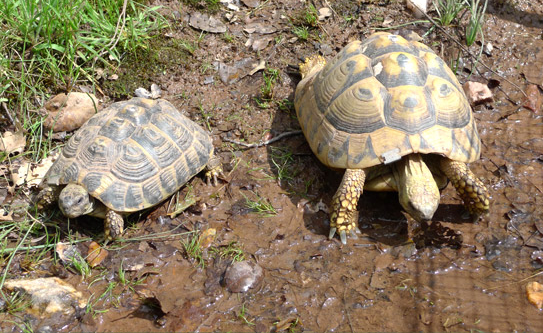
[294,32,490,244]
[39,97,221,239]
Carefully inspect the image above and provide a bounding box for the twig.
[223,130,302,148]
[418,9,527,98]
[1,102,20,130]
[95,0,128,61]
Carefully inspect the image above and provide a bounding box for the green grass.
[240,191,277,217]
[260,68,280,100]
[209,241,245,263]
[433,0,466,26]
[464,0,487,46]
[181,231,205,268]
[237,303,255,326]
[0,0,166,160]
[293,26,310,41]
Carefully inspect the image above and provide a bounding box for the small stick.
[418,10,527,98]
[223,130,302,148]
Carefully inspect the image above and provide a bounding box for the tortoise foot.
[105,210,124,240]
[205,155,224,186]
[329,169,365,244]
[439,158,489,221]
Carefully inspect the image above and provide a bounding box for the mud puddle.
[1,0,543,331]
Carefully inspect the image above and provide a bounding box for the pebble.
[224,261,264,293]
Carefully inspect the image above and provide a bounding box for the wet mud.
[1,0,543,331]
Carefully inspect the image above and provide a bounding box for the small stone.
[526,281,543,309]
[406,0,428,18]
[42,92,100,132]
[3,277,87,317]
[462,81,493,106]
[203,76,215,85]
[224,261,263,293]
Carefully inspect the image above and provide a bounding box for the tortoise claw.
[329,227,337,240]
[340,230,347,245]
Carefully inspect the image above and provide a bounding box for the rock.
[42,92,99,132]
[189,12,227,33]
[462,81,493,106]
[406,0,427,18]
[3,277,87,317]
[224,261,263,293]
[526,281,543,309]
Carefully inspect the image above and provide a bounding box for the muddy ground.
[1,0,543,331]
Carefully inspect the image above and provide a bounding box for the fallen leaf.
[241,0,260,7]
[249,60,266,75]
[523,84,542,112]
[56,242,82,265]
[244,22,276,34]
[526,281,543,309]
[0,131,25,155]
[0,208,14,221]
[189,12,227,33]
[87,241,108,267]
[9,153,57,189]
[318,7,332,20]
[199,228,216,249]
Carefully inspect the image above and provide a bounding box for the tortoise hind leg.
[329,169,365,244]
[104,210,124,240]
[439,157,490,221]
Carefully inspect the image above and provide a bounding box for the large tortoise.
[39,97,221,239]
[294,32,490,244]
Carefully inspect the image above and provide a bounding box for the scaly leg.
[439,158,489,221]
[104,209,124,240]
[329,168,365,244]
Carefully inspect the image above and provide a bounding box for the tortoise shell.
[44,97,213,212]
[294,32,480,170]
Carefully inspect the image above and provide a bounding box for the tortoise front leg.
[104,209,124,240]
[439,158,490,221]
[329,168,365,244]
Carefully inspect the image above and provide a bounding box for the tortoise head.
[299,55,327,79]
[394,154,440,222]
[58,183,94,218]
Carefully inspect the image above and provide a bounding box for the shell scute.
[295,32,480,169]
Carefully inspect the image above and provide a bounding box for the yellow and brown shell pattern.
[44,98,213,212]
[295,32,481,170]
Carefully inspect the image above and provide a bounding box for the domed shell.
[44,98,213,212]
[294,32,481,170]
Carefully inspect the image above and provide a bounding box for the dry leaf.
[523,84,542,112]
[199,228,216,249]
[526,281,543,309]
[9,153,57,189]
[0,131,25,155]
[87,241,108,267]
[0,208,14,221]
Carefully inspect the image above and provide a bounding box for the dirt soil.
[2,0,543,331]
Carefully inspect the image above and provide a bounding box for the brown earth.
[1,0,543,331]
